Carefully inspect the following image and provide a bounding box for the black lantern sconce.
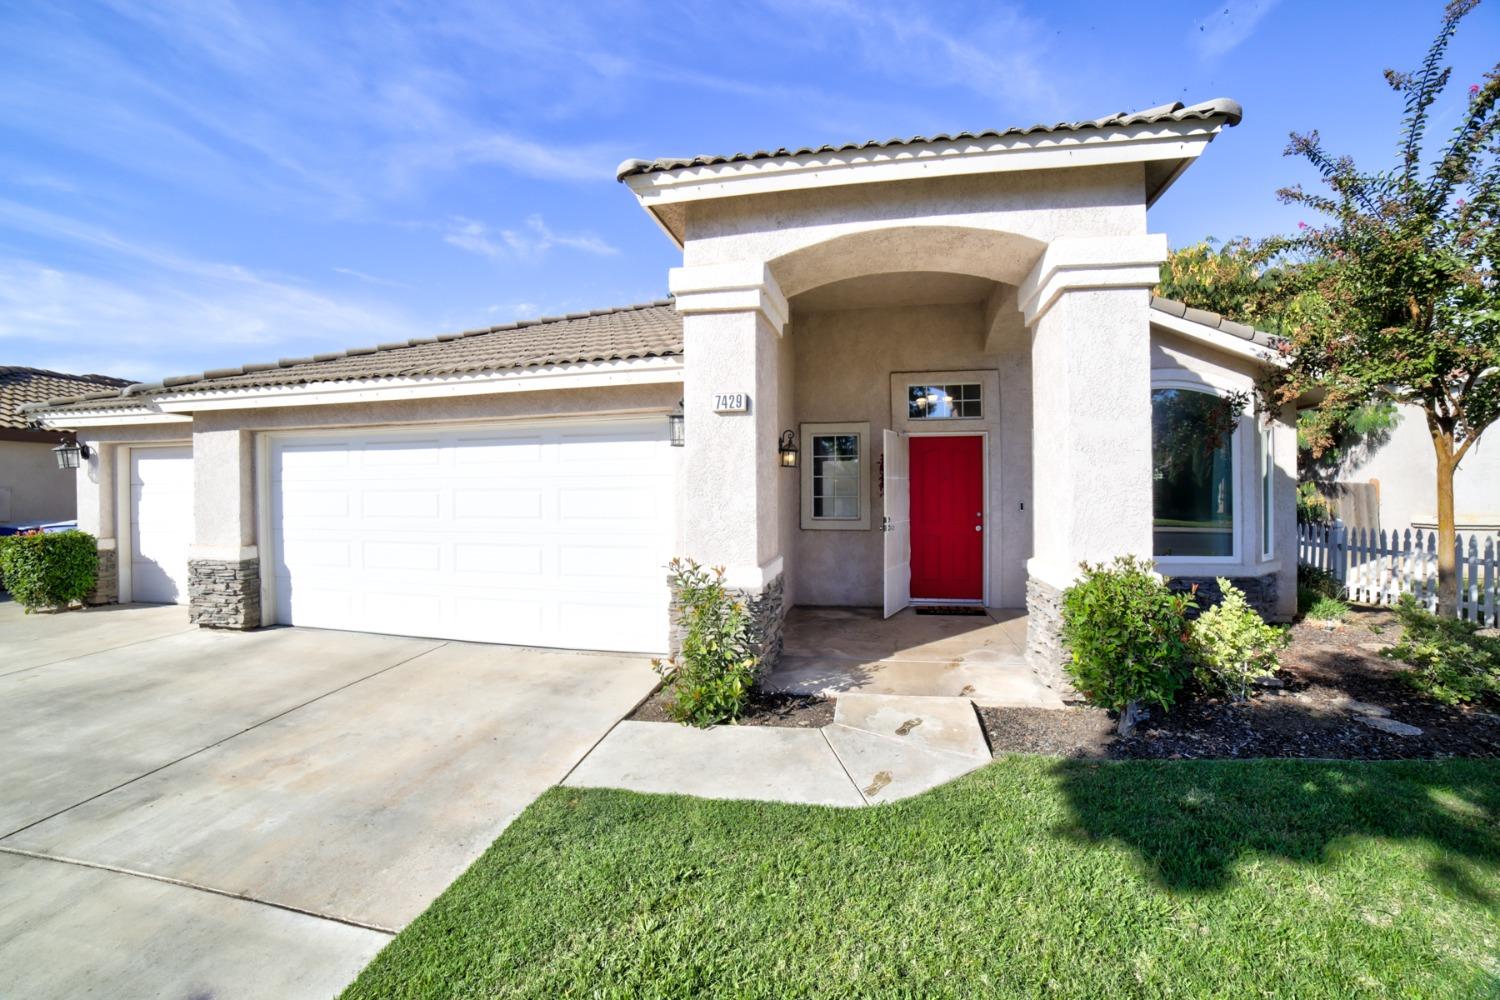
[778,429,798,468]
[52,440,90,471]
[668,400,685,448]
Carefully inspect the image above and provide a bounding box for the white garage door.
[128,446,193,605]
[269,417,676,653]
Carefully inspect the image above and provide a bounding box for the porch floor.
[762,606,1062,709]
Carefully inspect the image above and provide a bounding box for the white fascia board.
[624,123,1221,210]
[153,357,685,413]
[30,408,191,429]
[1150,311,1283,368]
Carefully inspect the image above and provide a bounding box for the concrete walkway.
[566,692,995,807]
[0,601,657,999]
[762,606,1063,708]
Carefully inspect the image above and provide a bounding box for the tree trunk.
[1432,440,1459,617]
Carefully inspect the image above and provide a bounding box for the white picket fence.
[1298,521,1499,625]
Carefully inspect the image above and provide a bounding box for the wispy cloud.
[1192,0,1282,59]
[444,215,619,259]
[0,202,418,380]
[755,0,1059,112]
[332,266,411,289]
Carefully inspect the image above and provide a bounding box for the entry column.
[1019,235,1167,694]
[668,261,789,669]
[188,419,260,629]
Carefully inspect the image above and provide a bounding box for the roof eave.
[622,118,1235,244]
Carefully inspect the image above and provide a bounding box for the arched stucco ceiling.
[767,225,1046,299]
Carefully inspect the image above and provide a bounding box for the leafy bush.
[652,558,757,727]
[1304,594,1350,622]
[0,530,98,612]
[1059,556,1194,715]
[1189,578,1288,698]
[1382,594,1500,705]
[1298,563,1345,600]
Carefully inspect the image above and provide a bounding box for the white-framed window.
[907,382,982,420]
[800,422,871,531]
[1260,421,1275,559]
[1151,386,1241,561]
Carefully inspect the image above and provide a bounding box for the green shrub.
[0,530,98,612]
[1189,578,1288,698]
[652,558,757,727]
[1297,563,1345,600]
[1059,556,1194,714]
[1382,594,1500,705]
[1305,594,1350,622]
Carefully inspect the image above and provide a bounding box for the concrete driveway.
[0,600,657,999]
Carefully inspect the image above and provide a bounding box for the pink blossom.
[1470,84,1481,96]
[1297,221,1308,230]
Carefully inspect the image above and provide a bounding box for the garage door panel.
[271,419,673,653]
[452,489,543,520]
[361,490,441,519]
[361,541,442,572]
[453,543,543,577]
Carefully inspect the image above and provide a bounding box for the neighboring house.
[0,367,130,526]
[24,98,1296,693]
[1323,403,1500,534]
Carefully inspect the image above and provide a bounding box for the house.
[1322,403,1500,535]
[23,98,1297,692]
[0,367,129,528]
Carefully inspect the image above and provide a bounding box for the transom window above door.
[908,383,981,419]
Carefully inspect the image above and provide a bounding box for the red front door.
[908,435,984,601]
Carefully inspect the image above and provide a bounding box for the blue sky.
[1,0,1496,382]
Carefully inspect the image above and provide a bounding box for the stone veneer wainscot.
[188,557,261,630]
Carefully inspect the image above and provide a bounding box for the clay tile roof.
[26,300,682,411]
[1150,296,1280,350]
[617,98,1243,179]
[0,367,130,428]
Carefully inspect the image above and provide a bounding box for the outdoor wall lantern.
[778,429,799,468]
[668,400,685,448]
[52,440,89,470]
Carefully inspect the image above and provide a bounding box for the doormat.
[915,606,988,617]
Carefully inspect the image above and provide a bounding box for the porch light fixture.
[668,400,685,447]
[52,441,89,471]
[778,429,798,468]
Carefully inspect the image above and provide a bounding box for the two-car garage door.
[268,418,675,654]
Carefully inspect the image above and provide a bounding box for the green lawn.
[344,757,1500,999]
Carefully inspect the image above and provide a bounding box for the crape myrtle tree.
[1256,0,1499,616]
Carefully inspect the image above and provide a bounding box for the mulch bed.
[628,687,835,729]
[981,607,1500,760]
[634,607,1500,761]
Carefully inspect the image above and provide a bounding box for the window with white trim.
[907,382,981,419]
[800,422,871,530]
[1152,387,1239,558]
[1260,422,1274,559]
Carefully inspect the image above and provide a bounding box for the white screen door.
[882,429,910,618]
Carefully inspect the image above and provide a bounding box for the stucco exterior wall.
[1330,403,1500,532]
[0,439,75,523]
[789,301,1030,608]
[682,166,1148,288]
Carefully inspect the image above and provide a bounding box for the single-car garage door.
[269,417,676,653]
[127,446,193,604]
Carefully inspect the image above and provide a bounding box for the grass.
[343,757,1500,999]
[1306,594,1353,622]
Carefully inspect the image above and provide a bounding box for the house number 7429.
[713,392,749,413]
